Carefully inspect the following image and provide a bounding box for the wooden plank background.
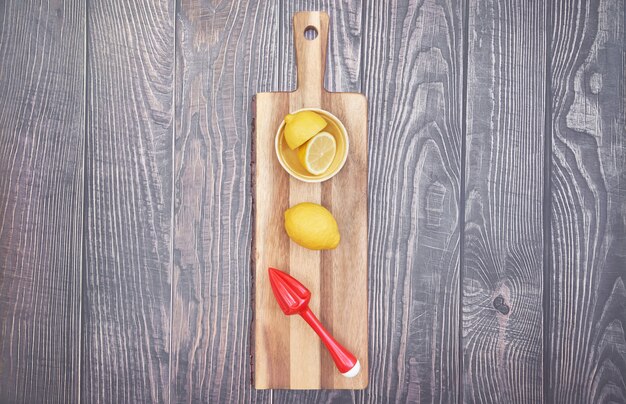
[0,0,624,403]
[0,0,84,402]
[549,0,626,402]
[82,0,174,402]
[463,1,546,402]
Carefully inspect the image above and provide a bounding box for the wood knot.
[493,295,510,315]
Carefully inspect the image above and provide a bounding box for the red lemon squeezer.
[267,267,361,378]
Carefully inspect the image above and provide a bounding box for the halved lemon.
[284,111,327,150]
[297,131,337,175]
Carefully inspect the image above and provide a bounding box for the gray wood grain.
[171,1,278,402]
[2,0,626,402]
[83,0,174,402]
[463,0,547,402]
[548,0,626,402]
[360,0,463,402]
[0,0,84,402]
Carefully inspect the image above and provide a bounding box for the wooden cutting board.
[252,11,368,390]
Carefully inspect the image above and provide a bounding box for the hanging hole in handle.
[304,26,318,40]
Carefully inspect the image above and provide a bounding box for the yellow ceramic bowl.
[275,108,349,183]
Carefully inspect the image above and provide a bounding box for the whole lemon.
[284,111,327,150]
[284,202,340,250]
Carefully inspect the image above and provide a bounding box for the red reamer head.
[268,267,311,315]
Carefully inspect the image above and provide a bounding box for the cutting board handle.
[294,11,329,100]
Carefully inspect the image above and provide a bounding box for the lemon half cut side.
[297,131,337,175]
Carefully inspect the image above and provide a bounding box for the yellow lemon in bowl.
[276,108,349,183]
[297,131,337,175]
[284,202,340,250]
[283,110,327,150]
